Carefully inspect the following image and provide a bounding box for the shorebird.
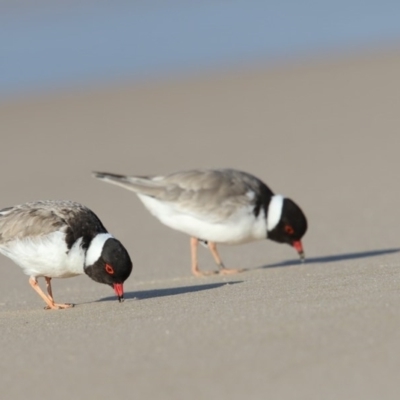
[93,168,307,276]
[0,200,132,309]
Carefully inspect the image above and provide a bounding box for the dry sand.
[0,50,400,399]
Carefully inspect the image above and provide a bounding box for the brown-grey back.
[95,168,274,221]
[140,169,273,220]
[0,200,99,244]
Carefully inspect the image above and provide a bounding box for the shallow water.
[1,0,400,98]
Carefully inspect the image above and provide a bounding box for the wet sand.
[1,50,400,399]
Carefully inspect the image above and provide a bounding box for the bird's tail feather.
[92,171,162,196]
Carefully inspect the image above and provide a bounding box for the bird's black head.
[267,197,308,261]
[85,236,133,302]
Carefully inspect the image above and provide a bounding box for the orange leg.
[45,277,73,309]
[29,277,59,310]
[29,277,72,310]
[190,237,217,277]
[207,242,245,275]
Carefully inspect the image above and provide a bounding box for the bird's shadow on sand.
[258,248,400,269]
[98,281,242,302]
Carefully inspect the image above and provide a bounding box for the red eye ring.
[285,225,294,235]
[105,264,114,275]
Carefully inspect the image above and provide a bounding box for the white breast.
[0,231,86,278]
[138,194,267,244]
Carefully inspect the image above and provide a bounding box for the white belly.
[0,231,86,278]
[138,195,267,244]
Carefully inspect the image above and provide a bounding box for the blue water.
[1,1,400,99]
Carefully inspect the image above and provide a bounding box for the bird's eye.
[285,225,294,235]
[105,264,114,275]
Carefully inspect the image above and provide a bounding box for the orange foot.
[192,269,219,277]
[219,267,246,275]
[44,303,74,310]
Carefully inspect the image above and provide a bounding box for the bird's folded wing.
[93,169,265,223]
[0,204,66,244]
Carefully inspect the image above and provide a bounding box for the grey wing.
[94,169,266,222]
[0,200,88,244]
[159,169,267,221]
[0,200,99,244]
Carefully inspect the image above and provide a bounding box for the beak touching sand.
[113,283,124,302]
[292,240,305,263]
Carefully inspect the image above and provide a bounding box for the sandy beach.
[1,50,400,399]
